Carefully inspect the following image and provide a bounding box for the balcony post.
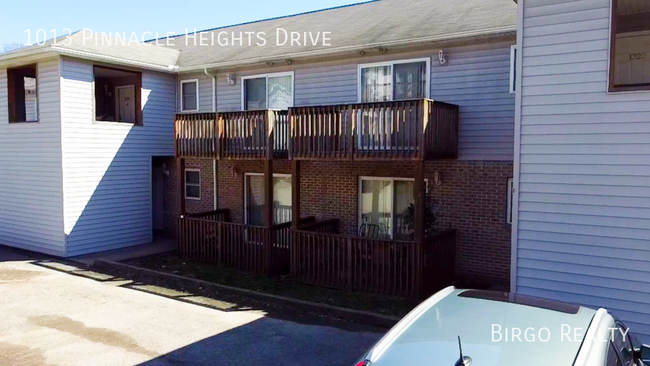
[414,159,425,242]
[292,160,301,230]
[178,157,186,215]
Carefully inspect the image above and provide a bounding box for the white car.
[356,287,650,366]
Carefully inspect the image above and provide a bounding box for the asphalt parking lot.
[0,247,382,366]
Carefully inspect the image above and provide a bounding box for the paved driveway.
[0,248,382,366]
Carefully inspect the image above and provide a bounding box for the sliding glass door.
[245,174,292,226]
[359,177,416,240]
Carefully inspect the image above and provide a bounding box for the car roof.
[370,289,597,366]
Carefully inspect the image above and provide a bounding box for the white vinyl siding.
[515,0,650,342]
[0,58,66,256]
[213,41,515,161]
[60,57,175,256]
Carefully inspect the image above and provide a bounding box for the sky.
[0,0,365,46]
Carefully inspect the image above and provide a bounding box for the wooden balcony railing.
[174,110,289,159]
[290,229,456,299]
[289,99,459,161]
[175,113,218,158]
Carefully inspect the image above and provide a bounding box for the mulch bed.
[125,253,419,318]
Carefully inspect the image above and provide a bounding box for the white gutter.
[176,26,517,72]
[0,45,177,73]
[52,47,177,72]
[204,68,218,210]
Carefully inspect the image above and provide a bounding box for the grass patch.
[125,254,418,318]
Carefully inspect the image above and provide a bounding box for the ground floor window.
[358,177,420,240]
[185,169,201,200]
[507,178,514,225]
[245,173,292,226]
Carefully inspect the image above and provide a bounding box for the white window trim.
[185,168,201,201]
[357,57,431,103]
[509,45,516,94]
[240,71,295,111]
[506,177,514,225]
[358,176,428,239]
[180,79,200,113]
[244,173,292,224]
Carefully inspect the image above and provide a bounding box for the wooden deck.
[174,99,458,161]
[177,210,456,299]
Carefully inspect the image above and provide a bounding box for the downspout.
[204,68,218,210]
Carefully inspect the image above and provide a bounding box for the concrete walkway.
[71,237,177,265]
[0,247,381,365]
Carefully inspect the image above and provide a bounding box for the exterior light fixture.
[226,73,236,86]
[438,49,447,65]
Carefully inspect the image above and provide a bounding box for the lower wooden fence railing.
[178,215,316,275]
[290,229,456,299]
[186,209,231,222]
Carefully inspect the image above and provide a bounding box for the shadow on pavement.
[138,316,378,366]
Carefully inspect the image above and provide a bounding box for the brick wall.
[168,158,513,286]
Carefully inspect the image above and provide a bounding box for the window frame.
[92,65,143,125]
[357,176,428,239]
[184,168,201,201]
[243,172,292,225]
[240,71,295,111]
[7,63,39,124]
[608,0,650,93]
[509,45,517,94]
[507,177,514,225]
[357,57,431,103]
[180,79,200,112]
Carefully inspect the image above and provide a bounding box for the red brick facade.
[166,158,513,286]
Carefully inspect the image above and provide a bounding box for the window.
[609,0,650,92]
[185,169,201,200]
[181,79,199,112]
[358,177,427,240]
[244,173,292,225]
[7,64,38,123]
[94,66,142,124]
[358,58,429,102]
[507,178,515,225]
[242,72,294,110]
[509,45,517,94]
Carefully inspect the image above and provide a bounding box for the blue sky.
[0,0,364,46]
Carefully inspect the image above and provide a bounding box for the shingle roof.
[163,0,517,70]
[0,31,180,71]
[0,0,516,72]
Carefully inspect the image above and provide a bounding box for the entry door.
[116,86,136,123]
[152,165,164,231]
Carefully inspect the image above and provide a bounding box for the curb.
[92,260,399,329]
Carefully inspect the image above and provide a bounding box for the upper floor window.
[509,45,517,94]
[7,64,38,123]
[358,58,430,103]
[181,79,199,112]
[94,65,142,124]
[609,0,650,92]
[242,72,294,110]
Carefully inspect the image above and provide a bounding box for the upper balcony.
[289,99,458,161]
[174,99,458,161]
[175,110,289,160]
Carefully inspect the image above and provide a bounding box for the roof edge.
[176,25,517,72]
[0,45,177,72]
